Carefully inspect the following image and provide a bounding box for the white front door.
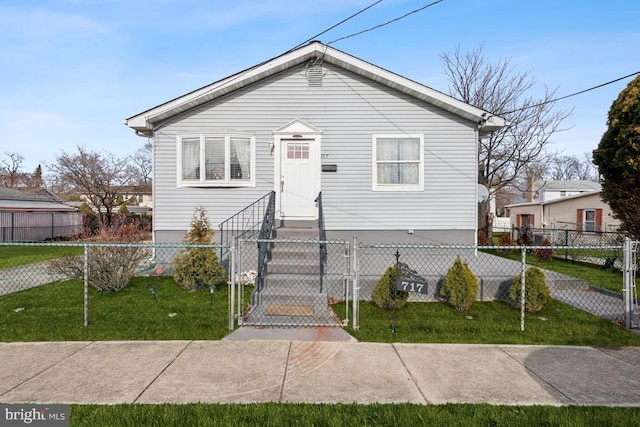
[280,139,317,219]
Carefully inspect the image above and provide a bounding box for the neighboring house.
[506,189,620,232]
[0,187,82,242]
[124,41,505,245]
[536,180,602,203]
[71,185,153,216]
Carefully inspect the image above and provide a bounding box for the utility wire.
[288,0,383,52]
[327,0,444,45]
[498,70,640,116]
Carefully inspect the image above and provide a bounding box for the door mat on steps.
[265,304,314,317]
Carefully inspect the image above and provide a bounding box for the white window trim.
[372,134,424,192]
[584,208,596,233]
[177,134,255,187]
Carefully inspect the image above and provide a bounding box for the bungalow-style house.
[124,41,505,245]
[506,181,620,232]
[0,187,82,242]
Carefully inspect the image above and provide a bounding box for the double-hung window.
[372,135,424,191]
[178,134,254,187]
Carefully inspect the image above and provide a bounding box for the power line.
[288,0,383,52]
[327,0,444,45]
[499,71,640,116]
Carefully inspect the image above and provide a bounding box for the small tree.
[172,207,225,291]
[534,237,554,262]
[497,232,514,254]
[510,267,550,313]
[372,263,410,310]
[48,220,150,291]
[439,256,478,311]
[593,75,640,238]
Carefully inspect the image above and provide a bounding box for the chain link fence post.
[520,244,526,332]
[229,240,236,331]
[352,236,359,330]
[83,243,89,327]
[624,237,632,329]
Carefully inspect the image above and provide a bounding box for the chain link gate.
[231,238,352,328]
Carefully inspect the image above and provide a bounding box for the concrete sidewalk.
[1,336,639,406]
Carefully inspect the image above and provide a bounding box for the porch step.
[274,227,319,239]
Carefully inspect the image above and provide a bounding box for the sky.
[1,0,639,173]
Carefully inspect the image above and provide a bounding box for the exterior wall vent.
[306,62,324,88]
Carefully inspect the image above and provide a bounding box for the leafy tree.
[47,146,137,228]
[593,75,640,237]
[441,45,570,240]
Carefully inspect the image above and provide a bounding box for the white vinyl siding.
[152,63,478,239]
[372,135,424,191]
[177,135,254,187]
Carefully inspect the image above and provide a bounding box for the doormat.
[265,304,314,317]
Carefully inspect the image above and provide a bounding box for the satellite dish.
[477,184,489,204]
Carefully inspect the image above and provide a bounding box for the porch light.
[268,141,274,154]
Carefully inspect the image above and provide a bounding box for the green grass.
[70,403,640,426]
[0,244,83,269]
[486,249,624,294]
[0,277,236,341]
[337,299,640,346]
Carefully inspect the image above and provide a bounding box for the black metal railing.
[253,192,276,306]
[316,192,327,293]
[219,192,275,259]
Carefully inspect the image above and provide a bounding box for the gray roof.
[0,187,75,211]
[537,180,601,192]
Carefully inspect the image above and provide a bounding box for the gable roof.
[124,41,506,136]
[0,187,75,212]
[506,190,602,208]
[537,180,601,192]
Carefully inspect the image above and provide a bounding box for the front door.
[280,139,316,219]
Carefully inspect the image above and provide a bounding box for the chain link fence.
[1,239,638,338]
[512,227,625,269]
[235,238,351,328]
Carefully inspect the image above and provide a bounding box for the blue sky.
[1,0,639,172]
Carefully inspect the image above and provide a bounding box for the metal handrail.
[253,192,276,305]
[218,192,275,259]
[316,191,327,293]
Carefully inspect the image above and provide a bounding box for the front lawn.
[0,244,83,269]
[335,299,640,346]
[0,277,234,341]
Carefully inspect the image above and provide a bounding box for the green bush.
[172,207,226,291]
[372,263,409,310]
[510,267,550,313]
[534,237,554,262]
[497,232,514,254]
[439,256,478,311]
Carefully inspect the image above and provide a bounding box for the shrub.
[477,230,489,246]
[172,207,226,291]
[372,263,409,310]
[497,232,514,254]
[534,237,554,262]
[509,267,550,313]
[48,220,150,291]
[439,256,478,311]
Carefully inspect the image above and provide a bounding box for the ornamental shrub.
[48,219,150,292]
[372,263,409,310]
[497,232,514,254]
[509,266,550,313]
[534,237,554,262]
[439,256,478,311]
[172,207,226,291]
